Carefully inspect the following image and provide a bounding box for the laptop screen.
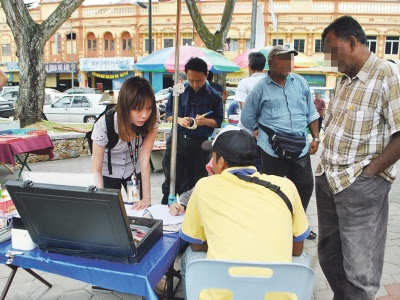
[6,180,137,262]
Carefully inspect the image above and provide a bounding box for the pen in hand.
[199,111,213,118]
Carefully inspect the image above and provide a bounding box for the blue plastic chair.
[186,259,314,300]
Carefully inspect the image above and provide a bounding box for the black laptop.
[5,180,162,263]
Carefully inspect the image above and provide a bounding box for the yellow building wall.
[1,0,400,88]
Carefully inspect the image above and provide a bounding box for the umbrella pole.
[168,0,182,203]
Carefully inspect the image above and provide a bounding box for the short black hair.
[249,52,266,71]
[214,151,255,168]
[321,16,367,46]
[185,57,208,76]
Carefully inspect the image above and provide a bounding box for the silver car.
[43,94,104,123]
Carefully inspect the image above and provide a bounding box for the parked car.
[0,86,19,95]
[64,87,102,95]
[0,90,18,105]
[45,88,66,105]
[43,94,103,123]
[0,100,14,118]
[155,88,171,103]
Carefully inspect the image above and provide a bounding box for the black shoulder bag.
[235,174,293,215]
[258,123,306,161]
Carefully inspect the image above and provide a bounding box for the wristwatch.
[312,138,321,143]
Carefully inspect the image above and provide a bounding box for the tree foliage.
[185,0,236,52]
[185,0,236,86]
[0,0,84,127]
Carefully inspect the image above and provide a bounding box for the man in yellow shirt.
[179,125,310,299]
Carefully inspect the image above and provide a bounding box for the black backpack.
[84,104,119,175]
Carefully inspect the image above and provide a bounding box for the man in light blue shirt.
[241,45,320,240]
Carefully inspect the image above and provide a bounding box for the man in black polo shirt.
[162,57,223,204]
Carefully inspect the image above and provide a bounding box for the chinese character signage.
[80,57,134,71]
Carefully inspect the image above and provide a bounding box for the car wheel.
[84,116,97,123]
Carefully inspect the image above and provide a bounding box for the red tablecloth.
[0,134,54,166]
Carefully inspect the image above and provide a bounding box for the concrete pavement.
[0,151,400,299]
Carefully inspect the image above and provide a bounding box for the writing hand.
[168,202,185,216]
[195,114,206,126]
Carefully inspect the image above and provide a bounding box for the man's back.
[182,167,309,263]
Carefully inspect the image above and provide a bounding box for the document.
[124,204,184,226]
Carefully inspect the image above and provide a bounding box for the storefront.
[45,63,78,91]
[79,57,135,91]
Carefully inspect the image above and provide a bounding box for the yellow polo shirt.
[180,166,309,300]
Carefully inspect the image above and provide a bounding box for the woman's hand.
[131,198,151,210]
[169,202,185,216]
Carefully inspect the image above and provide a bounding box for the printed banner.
[80,57,134,71]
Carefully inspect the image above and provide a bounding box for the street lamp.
[137,1,152,85]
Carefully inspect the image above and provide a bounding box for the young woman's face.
[129,99,153,127]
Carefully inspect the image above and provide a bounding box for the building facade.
[0,0,399,91]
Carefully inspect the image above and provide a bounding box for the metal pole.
[276,15,278,43]
[250,0,257,48]
[168,0,181,201]
[148,0,152,85]
[71,21,74,89]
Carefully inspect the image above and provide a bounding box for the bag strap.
[105,109,118,175]
[258,123,275,138]
[235,174,293,215]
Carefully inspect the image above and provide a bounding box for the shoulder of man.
[206,84,222,100]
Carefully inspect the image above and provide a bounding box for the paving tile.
[58,289,93,300]
[112,291,142,299]
[393,273,400,283]
[4,289,30,300]
[40,272,67,286]
[314,289,334,300]
[384,262,400,276]
[386,283,400,296]
[92,293,122,300]
[381,273,396,286]
[0,265,12,279]
[30,285,65,300]
[57,277,88,291]
[376,296,398,300]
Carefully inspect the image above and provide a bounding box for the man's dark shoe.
[307,230,317,240]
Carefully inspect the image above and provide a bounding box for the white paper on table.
[124,204,146,217]
[147,204,184,225]
[124,204,184,225]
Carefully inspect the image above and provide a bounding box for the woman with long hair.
[92,76,159,210]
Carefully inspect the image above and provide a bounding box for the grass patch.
[25,121,93,133]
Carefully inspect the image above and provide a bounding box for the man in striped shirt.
[316,16,400,300]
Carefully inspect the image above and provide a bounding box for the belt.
[179,133,208,140]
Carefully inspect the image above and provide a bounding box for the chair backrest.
[186,259,314,300]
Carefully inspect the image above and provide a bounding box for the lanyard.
[127,133,140,174]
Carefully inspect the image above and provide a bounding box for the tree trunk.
[185,0,236,88]
[0,0,84,127]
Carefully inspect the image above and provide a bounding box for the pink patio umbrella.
[233,47,318,69]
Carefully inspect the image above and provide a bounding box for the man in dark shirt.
[161,58,223,204]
